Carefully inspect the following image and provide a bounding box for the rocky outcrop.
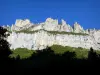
[43,18,59,31]
[15,19,32,27]
[73,22,85,33]
[2,17,100,50]
[7,30,100,50]
[61,19,73,32]
[3,18,87,34]
[11,19,34,31]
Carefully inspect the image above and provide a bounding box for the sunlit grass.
[9,45,98,59]
[51,45,89,58]
[9,48,36,59]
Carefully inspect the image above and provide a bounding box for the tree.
[0,26,12,58]
[88,47,97,62]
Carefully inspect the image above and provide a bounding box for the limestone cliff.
[3,18,87,33]
[2,18,100,50]
[7,30,100,50]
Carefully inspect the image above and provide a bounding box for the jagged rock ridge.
[3,18,88,34]
[2,18,100,50]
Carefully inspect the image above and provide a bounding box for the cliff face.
[7,30,100,50]
[2,18,100,50]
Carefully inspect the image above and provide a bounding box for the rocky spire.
[61,19,66,25]
[85,29,89,34]
[73,22,85,33]
[67,24,73,32]
[2,18,94,34]
[60,19,73,32]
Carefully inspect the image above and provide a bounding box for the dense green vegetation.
[10,45,100,59]
[51,45,89,58]
[9,48,35,59]
[1,26,100,73]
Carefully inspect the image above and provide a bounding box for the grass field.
[9,45,100,59]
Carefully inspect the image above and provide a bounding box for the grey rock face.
[11,19,34,31]
[73,22,85,33]
[7,30,100,50]
[3,18,87,33]
[2,18,100,50]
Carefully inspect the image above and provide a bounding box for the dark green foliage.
[0,26,12,58]
[8,46,100,70]
[51,45,89,58]
[0,26,100,73]
[10,45,100,59]
[0,26,7,38]
[10,48,35,59]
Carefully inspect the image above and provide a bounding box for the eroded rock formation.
[2,18,100,50]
